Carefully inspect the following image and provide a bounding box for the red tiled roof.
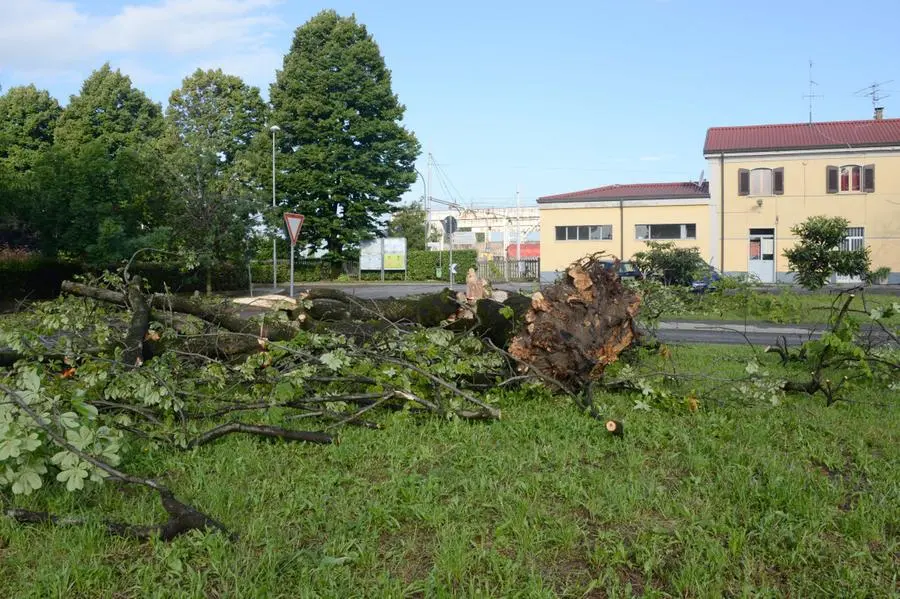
[704,118,900,154]
[537,181,708,203]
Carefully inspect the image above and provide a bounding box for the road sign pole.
[282,213,304,298]
[449,233,454,286]
[289,241,295,298]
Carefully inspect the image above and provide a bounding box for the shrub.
[0,257,84,300]
[632,242,706,286]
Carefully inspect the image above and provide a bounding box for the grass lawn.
[673,289,900,325]
[1,344,898,597]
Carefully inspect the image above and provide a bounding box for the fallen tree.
[0,255,647,541]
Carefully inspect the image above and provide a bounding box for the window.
[555,224,612,241]
[635,223,696,240]
[827,164,874,193]
[738,167,784,196]
[841,227,864,252]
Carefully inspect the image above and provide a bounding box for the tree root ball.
[508,254,641,390]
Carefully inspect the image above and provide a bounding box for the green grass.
[1,344,899,598]
[674,289,900,325]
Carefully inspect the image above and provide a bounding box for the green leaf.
[11,468,43,495]
[57,466,89,491]
[0,437,23,460]
[274,381,295,402]
[59,411,80,429]
[21,368,41,395]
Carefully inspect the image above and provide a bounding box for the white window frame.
[555,224,612,241]
[749,168,773,196]
[839,165,862,193]
[635,223,697,240]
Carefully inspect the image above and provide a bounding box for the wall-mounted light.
[756,198,763,207]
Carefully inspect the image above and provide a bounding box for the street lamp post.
[270,125,280,290]
[413,167,428,246]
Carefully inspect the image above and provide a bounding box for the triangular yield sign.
[284,213,304,245]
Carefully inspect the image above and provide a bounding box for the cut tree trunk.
[61,281,303,342]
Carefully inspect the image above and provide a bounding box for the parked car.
[690,263,722,293]
[599,260,644,280]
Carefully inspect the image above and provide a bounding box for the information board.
[360,237,407,271]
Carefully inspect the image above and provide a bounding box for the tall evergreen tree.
[269,10,420,261]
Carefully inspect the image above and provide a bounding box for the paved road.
[269,282,541,301]
[654,321,825,346]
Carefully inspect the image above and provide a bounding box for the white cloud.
[0,0,283,78]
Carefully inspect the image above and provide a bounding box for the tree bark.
[122,276,151,366]
[61,281,302,342]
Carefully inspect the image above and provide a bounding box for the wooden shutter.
[826,166,839,194]
[738,169,750,195]
[863,164,875,192]
[773,167,784,195]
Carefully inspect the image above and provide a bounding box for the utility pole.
[515,186,522,262]
[426,153,433,251]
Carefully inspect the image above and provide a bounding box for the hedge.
[0,258,84,301]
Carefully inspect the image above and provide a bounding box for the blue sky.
[2,0,899,207]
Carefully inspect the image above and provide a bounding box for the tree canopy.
[783,215,871,290]
[26,64,169,262]
[268,10,420,261]
[387,201,428,251]
[0,85,62,173]
[54,64,164,155]
[162,69,267,290]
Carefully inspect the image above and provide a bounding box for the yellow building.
[538,113,900,283]
[705,114,900,283]
[537,182,710,279]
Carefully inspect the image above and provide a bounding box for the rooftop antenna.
[697,169,705,186]
[854,80,894,112]
[802,60,823,124]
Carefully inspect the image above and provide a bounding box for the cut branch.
[185,423,334,448]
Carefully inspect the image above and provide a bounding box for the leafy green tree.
[387,201,427,250]
[29,65,169,262]
[269,10,420,261]
[54,64,164,153]
[162,69,267,292]
[0,85,62,173]
[783,215,870,290]
[0,85,62,247]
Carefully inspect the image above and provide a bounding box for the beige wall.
[538,200,711,273]
[708,150,900,276]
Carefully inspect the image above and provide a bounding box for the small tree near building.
[387,201,427,250]
[783,215,870,290]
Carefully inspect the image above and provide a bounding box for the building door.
[835,227,864,284]
[748,228,775,283]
